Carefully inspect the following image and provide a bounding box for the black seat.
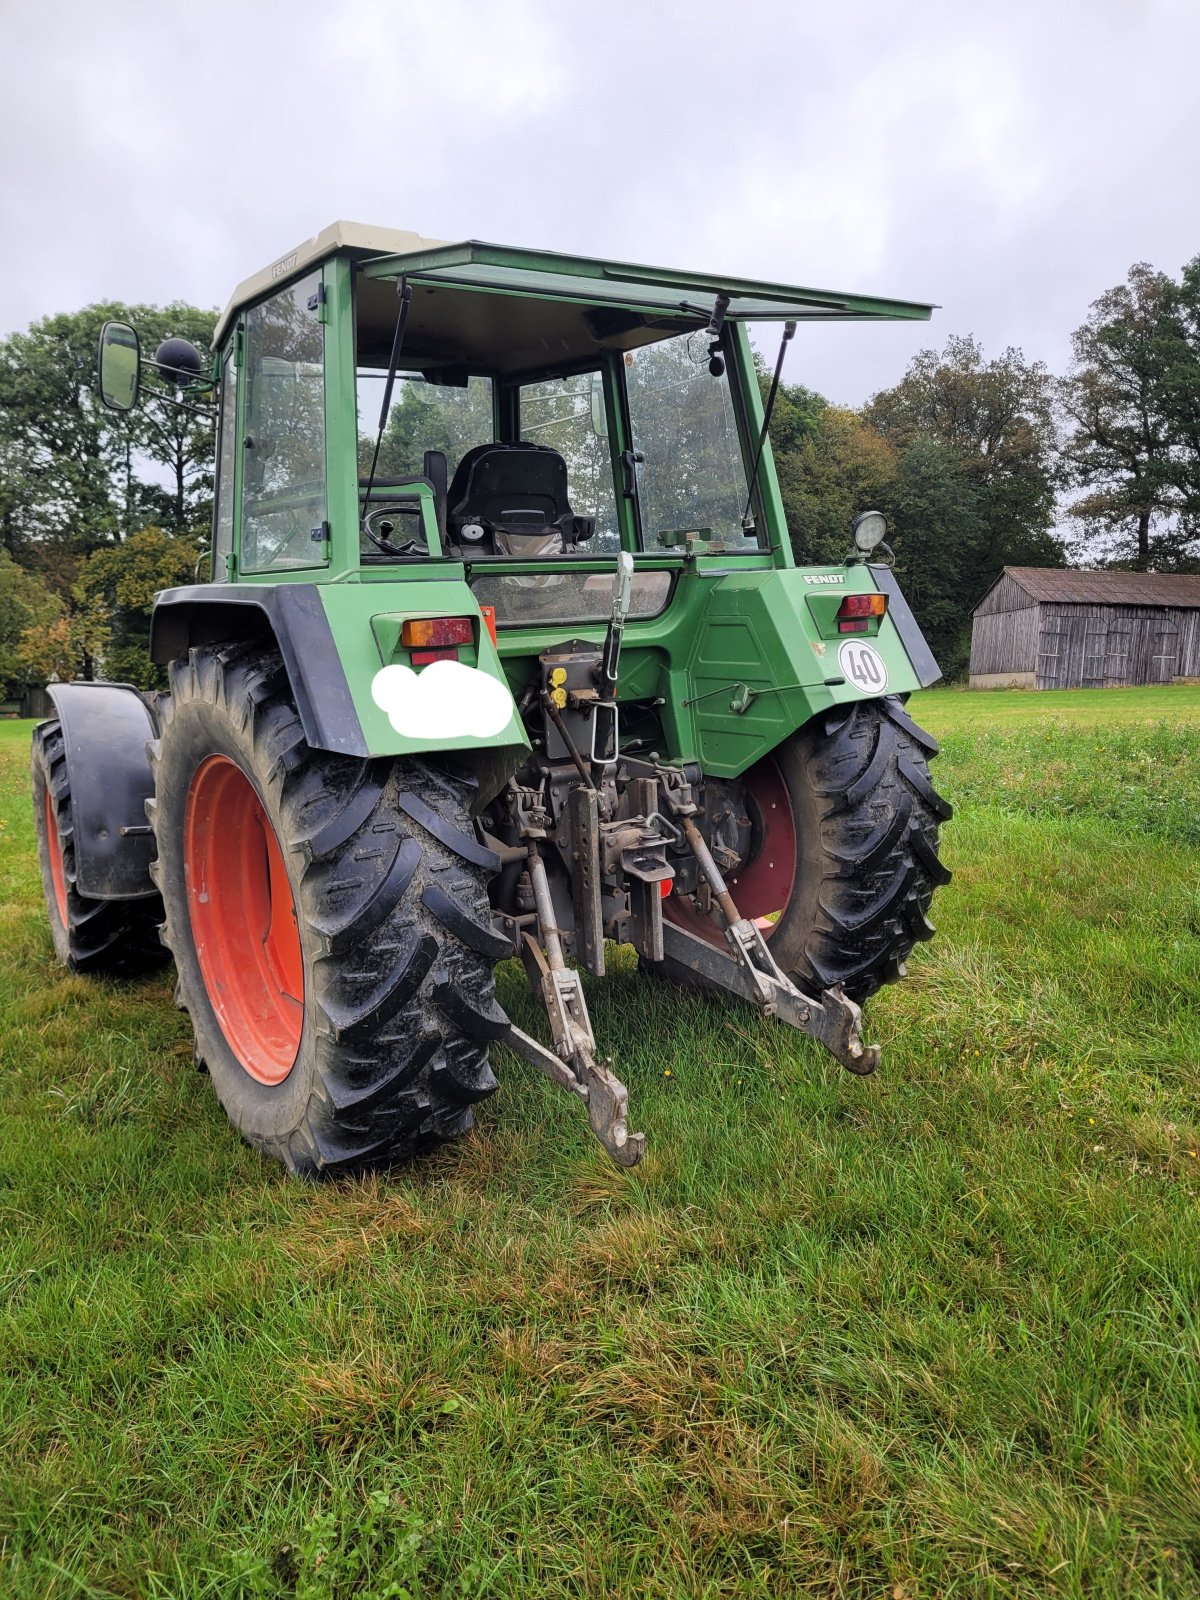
[446,442,595,556]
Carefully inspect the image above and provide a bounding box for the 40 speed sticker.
[838,639,888,693]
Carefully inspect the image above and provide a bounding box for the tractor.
[31,222,951,1173]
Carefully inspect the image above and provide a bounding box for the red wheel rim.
[664,754,797,949]
[44,786,68,924]
[184,756,303,1085]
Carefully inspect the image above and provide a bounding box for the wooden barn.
[969,567,1200,690]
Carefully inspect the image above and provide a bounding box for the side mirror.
[590,371,606,438]
[98,321,141,412]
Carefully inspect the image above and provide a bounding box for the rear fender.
[150,581,530,804]
[683,563,941,778]
[44,682,158,899]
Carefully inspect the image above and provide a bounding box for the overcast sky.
[2,0,1195,404]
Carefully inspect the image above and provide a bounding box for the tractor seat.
[446,442,596,557]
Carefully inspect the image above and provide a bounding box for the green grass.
[1,691,1199,1599]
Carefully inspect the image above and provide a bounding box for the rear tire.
[30,719,166,975]
[652,695,952,1004]
[149,643,509,1177]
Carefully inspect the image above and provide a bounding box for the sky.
[1,0,1196,406]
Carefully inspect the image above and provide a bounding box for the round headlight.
[851,509,888,552]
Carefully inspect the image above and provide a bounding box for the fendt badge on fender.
[838,640,889,692]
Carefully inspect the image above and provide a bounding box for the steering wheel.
[362,504,428,557]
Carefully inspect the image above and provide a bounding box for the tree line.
[1,254,1197,696]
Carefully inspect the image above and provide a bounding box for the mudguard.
[44,682,158,900]
[151,584,368,756]
[150,581,530,791]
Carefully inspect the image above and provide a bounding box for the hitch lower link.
[499,808,879,1171]
[501,843,646,1168]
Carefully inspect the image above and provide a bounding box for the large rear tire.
[148,643,509,1177]
[654,695,952,1003]
[30,719,166,975]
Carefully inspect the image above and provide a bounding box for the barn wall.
[973,573,1036,618]
[969,604,1039,685]
[1034,604,1200,689]
[1177,609,1200,677]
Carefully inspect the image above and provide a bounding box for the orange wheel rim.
[664,753,797,948]
[44,786,68,924]
[184,756,303,1084]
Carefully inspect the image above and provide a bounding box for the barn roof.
[974,566,1200,612]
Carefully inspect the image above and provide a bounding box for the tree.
[1163,254,1200,524]
[865,334,1061,577]
[1059,264,1195,569]
[888,439,985,677]
[73,526,199,688]
[770,385,897,566]
[0,551,64,691]
[0,301,217,592]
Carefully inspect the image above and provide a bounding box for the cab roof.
[214,220,936,370]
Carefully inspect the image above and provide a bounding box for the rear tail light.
[836,592,887,633]
[401,616,474,649]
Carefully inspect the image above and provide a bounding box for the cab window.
[518,372,620,553]
[240,272,327,572]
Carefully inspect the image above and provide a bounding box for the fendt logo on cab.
[803,573,845,585]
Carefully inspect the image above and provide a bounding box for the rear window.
[470,569,672,627]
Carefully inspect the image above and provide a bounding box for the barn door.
[1105,615,1132,685]
[1037,613,1088,689]
[1131,616,1178,683]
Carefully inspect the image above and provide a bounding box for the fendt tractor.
[32,223,952,1174]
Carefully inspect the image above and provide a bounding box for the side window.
[212,349,237,580]
[241,272,326,572]
[518,372,620,552]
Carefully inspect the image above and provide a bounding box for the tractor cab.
[190,224,934,627]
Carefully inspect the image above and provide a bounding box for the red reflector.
[401,616,473,648]
[659,878,673,899]
[838,619,870,634]
[411,647,460,665]
[837,592,888,619]
[479,604,497,646]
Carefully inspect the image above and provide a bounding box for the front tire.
[149,643,509,1177]
[30,719,166,975]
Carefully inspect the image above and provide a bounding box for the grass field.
[1,685,1198,1599]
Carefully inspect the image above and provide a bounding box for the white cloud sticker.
[370,660,515,741]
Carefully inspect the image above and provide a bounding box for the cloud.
[370,661,515,741]
[2,0,1196,403]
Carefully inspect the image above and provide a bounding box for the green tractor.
[31,222,951,1173]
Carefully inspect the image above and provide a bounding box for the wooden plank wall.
[969,605,1039,676]
[973,573,1034,619]
[1034,604,1200,689]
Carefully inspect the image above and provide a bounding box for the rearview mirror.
[98,321,141,412]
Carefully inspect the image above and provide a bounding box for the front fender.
[44,682,158,899]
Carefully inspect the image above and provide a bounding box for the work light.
[851,510,888,552]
